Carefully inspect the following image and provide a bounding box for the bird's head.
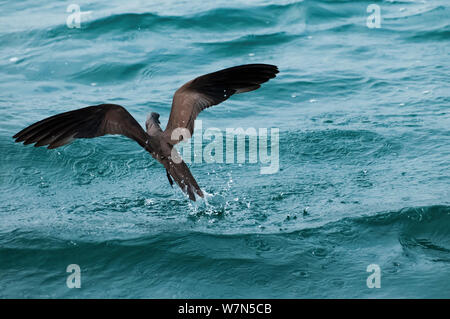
[146,112,161,131]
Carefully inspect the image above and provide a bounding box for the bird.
[13,64,279,201]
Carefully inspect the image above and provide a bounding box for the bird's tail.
[162,155,204,201]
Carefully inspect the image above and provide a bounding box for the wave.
[1,0,447,46]
[2,204,448,252]
[1,205,449,297]
[282,128,402,163]
[1,202,449,297]
[406,25,450,41]
[70,62,147,83]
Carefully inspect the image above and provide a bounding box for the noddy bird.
[13,64,279,201]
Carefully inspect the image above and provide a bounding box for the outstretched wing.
[164,64,278,144]
[13,104,151,150]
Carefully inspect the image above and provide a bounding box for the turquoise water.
[1,0,449,298]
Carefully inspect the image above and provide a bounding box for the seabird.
[13,64,279,201]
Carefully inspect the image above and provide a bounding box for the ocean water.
[0,0,449,298]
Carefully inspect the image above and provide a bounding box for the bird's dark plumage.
[13,104,150,150]
[164,64,279,143]
[13,64,279,201]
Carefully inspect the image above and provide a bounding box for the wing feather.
[13,104,152,150]
[164,64,278,144]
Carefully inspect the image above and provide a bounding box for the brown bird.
[13,64,279,201]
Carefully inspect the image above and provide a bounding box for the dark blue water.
[0,0,449,298]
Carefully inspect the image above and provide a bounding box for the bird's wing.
[13,104,152,150]
[163,64,279,144]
